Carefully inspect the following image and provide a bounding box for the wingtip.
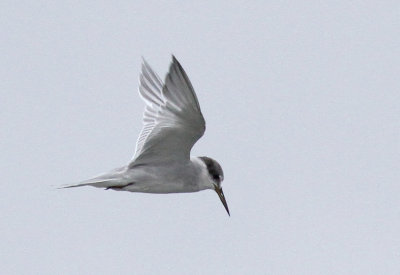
[143,55,178,66]
[141,56,149,67]
[171,55,185,72]
[171,54,178,63]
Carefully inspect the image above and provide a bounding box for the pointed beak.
[214,186,230,216]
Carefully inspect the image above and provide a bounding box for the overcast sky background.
[1,1,399,274]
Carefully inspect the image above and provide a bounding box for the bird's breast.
[123,163,201,193]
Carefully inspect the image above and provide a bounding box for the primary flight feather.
[64,56,229,216]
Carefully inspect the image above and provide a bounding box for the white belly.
[122,164,201,193]
[123,180,200,193]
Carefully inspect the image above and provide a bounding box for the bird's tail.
[60,166,128,189]
[59,180,112,189]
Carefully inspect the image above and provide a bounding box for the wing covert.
[129,56,205,167]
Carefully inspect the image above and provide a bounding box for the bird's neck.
[190,157,214,191]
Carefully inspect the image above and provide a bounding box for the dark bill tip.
[215,187,230,216]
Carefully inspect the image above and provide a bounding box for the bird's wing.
[129,56,205,167]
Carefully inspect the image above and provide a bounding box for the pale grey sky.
[1,1,399,274]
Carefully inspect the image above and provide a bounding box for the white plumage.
[64,56,229,215]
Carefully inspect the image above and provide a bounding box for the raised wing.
[129,56,205,167]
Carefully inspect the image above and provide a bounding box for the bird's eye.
[213,175,220,180]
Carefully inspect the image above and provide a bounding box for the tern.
[64,56,230,215]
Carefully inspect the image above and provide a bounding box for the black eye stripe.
[199,156,223,181]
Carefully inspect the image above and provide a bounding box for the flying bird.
[64,56,230,215]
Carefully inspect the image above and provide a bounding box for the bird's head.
[198,156,230,216]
